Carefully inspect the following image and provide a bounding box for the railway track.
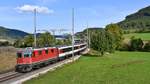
[0,71,23,83]
[0,55,75,83]
[0,56,75,83]
[0,49,89,84]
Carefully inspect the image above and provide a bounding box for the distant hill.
[75,28,103,38]
[118,6,150,31]
[0,26,29,42]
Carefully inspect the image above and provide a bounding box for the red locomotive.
[15,43,87,72]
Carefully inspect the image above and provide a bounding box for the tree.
[37,32,55,47]
[0,41,10,46]
[64,39,71,45]
[105,31,116,53]
[13,39,25,48]
[55,34,72,46]
[90,30,115,56]
[105,23,123,49]
[23,34,34,47]
[56,39,64,45]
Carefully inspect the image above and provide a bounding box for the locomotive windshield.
[23,48,32,58]
[24,54,30,58]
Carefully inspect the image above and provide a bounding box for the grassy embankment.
[0,47,17,73]
[124,33,150,41]
[24,51,150,84]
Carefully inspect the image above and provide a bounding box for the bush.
[119,43,130,51]
[143,41,150,52]
[130,37,144,51]
[123,30,130,34]
[0,41,10,46]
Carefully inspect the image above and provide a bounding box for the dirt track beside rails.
[0,47,17,74]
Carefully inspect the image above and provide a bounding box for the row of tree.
[89,23,150,55]
[13,32,71,48]
[0,41,10,46]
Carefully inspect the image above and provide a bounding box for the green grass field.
[124,33,150,40]
[24,51,150,84]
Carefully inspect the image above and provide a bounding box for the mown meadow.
[24,51,150,84]
[124,33,150,41]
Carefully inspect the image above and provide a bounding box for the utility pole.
[72,8,75,58]
[50,29,56,46]
[86,22,89,49]
[34,9,37,48]
[89,29,90,49]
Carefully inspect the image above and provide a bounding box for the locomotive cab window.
[17,53,22,58]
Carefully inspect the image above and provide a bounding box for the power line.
[86,22,89,49]
[37,28,68,46]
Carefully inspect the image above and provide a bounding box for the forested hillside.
[0,26,29,42]
[118,6,150,31]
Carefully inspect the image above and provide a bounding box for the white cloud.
[38,0,58,4]
[16,5,54,14]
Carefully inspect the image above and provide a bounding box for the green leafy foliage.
[24,35,34,47]
[13,32,72,48]
[37,32,55,47]
[90,29,115,56]
[105,24,123,49]
[130,37,144,51]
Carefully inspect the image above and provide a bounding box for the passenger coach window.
[17,53,22,58]
[74,46,78,50]
[62,47,72,52]
[38,51,42,55]
[45,50,48,54]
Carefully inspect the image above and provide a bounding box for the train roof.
[58,43,86,49]
[17,43,87,52]
[17,47,53,52]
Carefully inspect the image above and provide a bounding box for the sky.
[0,0,150,34]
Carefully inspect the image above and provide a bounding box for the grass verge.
[124,33,150,40]
[24,51,150,84]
